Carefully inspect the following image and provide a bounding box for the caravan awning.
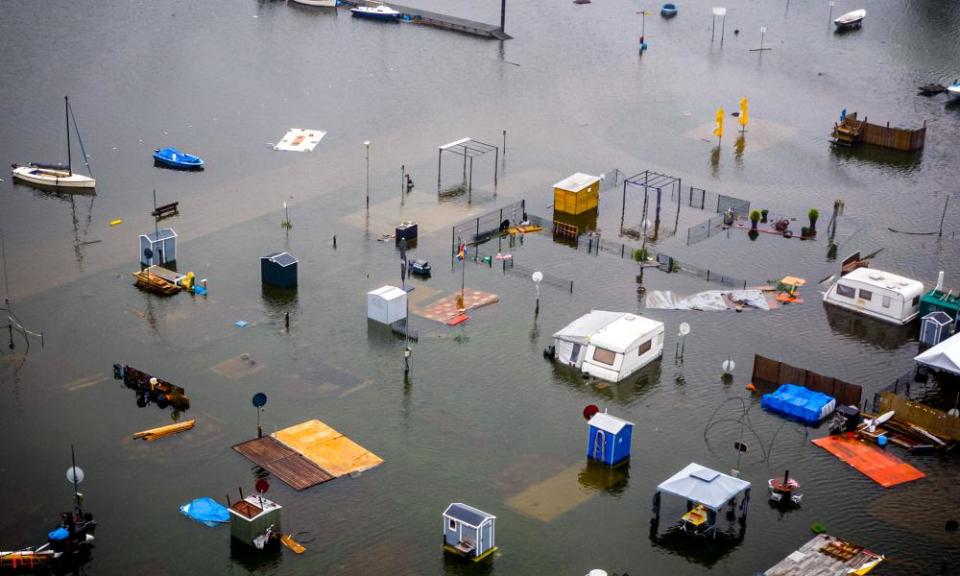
[656,463,751,511]
[552,310,625,345]
[915,333,960,375]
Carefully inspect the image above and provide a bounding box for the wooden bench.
[152,201,179,220]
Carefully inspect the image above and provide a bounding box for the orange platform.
[812,434,924,488]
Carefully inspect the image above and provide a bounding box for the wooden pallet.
[132,270,181,295]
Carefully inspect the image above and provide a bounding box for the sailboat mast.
[65,96,72,176]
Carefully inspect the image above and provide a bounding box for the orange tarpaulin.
[812,434,924,488]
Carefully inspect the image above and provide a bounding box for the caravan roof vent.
[868,273,884,281]
[899,281,910,286]
[624,314,636,321]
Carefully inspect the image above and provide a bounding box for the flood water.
[2,0,960,574]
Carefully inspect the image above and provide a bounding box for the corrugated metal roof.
[589,412,634,434]
[144,228,177,242]
[263,252,298,267]
[553,172,600,192]
[588,314,663,353]
[443,503,494,527]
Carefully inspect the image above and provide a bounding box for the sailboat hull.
[12,165,96,191]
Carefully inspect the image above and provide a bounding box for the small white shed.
[367,285,407,325]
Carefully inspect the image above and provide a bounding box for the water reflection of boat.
[824,304,917,350]
[291,0,336,6]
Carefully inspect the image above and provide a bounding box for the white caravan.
[823,267,924,325]
[551,310,625,368]
[581,314,665,382]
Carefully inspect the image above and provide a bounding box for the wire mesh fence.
[451,199,527,258]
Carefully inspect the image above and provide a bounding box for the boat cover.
[761,384,836,424]
[914,332,960,375]
[179,497,230,527]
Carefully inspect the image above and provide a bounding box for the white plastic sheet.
[645,289,769,311]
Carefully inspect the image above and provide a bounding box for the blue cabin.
[442,503,497,562]
[587,412,634,465]
[920,311,954,346]
[261,252,298,289]
[139,228,177,267]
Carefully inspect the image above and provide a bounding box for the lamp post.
[532,271,543,316]
[364,140,371,210]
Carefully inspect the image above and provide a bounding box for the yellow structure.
[553,173,600,216]
[273,419,383,478]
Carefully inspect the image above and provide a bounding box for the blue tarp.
[179,497,230,528]
[48,527,70,541]
[761,384,836,425]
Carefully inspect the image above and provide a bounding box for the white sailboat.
[11,96,96,191]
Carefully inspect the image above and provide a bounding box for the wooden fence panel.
[877,391,960,441]
[751,355,863,405]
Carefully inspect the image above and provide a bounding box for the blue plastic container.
[761,384,836,424]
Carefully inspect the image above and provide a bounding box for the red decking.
[812,434,925,488]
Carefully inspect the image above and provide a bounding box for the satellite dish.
[949,408,959,418]
[252,392,268,408]
[678,322,691,336]
[722,359,736,373]
[583,404,600,421]
[532,271,543,284]
[143,247,154,260]
[255,479,270,494]
[66,466,85,485]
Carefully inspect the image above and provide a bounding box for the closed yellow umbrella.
[714,106,725,139]
[739,97,749,129]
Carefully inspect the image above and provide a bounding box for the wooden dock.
[832,112,926,151]
[234,436,335,491]
[352,0,510,39]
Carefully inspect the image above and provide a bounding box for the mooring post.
[620,180,628,235]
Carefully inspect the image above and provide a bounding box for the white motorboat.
[834,8,865,29]
[11,96,95,191]
[291,0,337,7]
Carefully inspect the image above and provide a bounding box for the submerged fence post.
[570,280,574,293]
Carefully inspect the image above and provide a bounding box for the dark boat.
[409,259,432,277]
[113,364,191,410]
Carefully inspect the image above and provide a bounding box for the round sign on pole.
[255,479,270,494]
[583,404,600,421]
[252,392,268,408]
[66,466,85,485]
[678,322,691,336]
[532,271,543,284]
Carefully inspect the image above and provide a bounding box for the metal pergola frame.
[437,138,499,195]
[620,170,683,240]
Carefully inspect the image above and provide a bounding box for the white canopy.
[553,310,625,346]
[656,463,751,511]
[915,332,960,375]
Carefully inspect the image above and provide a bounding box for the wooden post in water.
[500,0,506,33]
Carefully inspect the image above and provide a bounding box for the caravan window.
[638,340,652,355]
[592,348,616,366]
[859,289,873,301]
[912,296,920,308]
[882,295,891,308]
[836,283,855,298]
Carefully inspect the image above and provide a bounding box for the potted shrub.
[749,210,761,230]
[808,208,820,231]
[760,209,769,223]
[801,226,811,239]
[748,229,759,241]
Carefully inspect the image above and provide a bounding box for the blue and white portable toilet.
[920,311,954,346]
[587,412,634,466]
[442,503,497,562]
[261,251,298,289]
[139,228,177,266]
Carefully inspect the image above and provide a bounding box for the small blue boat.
[153,147,204,170]
[661,3,677,17]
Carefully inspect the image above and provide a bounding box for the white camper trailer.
[823,267,924,325]
[551,310,625,368]
[581,314,665,382]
